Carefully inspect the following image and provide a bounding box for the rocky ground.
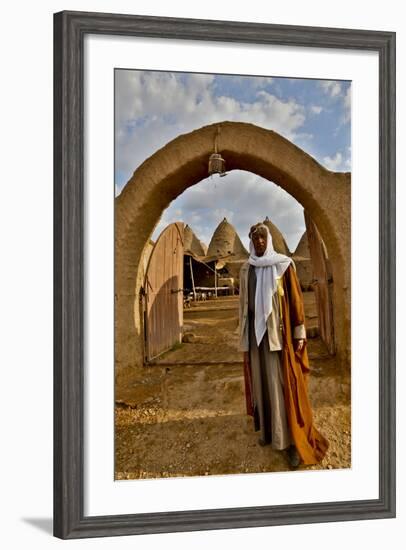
[115,293,351,480]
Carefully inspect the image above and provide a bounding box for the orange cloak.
[243,264,329,465]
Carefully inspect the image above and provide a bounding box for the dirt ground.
[115,293,351,479]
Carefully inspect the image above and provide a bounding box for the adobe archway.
[115,121,351,377]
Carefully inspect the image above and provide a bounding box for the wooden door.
[304,211,335,355]
[144,222,184,362]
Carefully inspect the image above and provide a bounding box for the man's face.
[252,230,267,257]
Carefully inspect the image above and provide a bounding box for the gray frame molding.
[53,10,396,539]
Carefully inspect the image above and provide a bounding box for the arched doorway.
[115,121,350,375]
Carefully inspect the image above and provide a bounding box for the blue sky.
[115,70,350,252]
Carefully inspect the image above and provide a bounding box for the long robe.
[242,263,329,465]
[247,264,292,450]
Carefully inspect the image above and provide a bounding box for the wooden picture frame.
[53,10,396,539]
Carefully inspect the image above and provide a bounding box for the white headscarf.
[248,225,292,346]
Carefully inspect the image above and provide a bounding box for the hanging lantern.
[208,126,227,177]
[208,152,226,176]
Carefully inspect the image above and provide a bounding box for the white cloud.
[116,71,349,254]
[318,80,351,128]
[211,208,235,223]
[310,105,323,115]
[213,75,274,90]
[151,170,305,253]
[250,76,274,88]
[115,71,308,192]
[322,152,343,170]
[343,146,351,170]
[342,86,351,124]
[319,80,342,97]
[322,144,351,171]
[322,151,352,172]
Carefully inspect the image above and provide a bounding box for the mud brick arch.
[115,121,350,376]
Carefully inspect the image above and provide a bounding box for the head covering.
[248,224,292,346]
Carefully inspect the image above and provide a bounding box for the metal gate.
[143,222,184,362]
[304,211,335,355]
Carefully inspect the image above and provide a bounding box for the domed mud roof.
[184,224,208,258]
[206,217,249,261]
[262,216,291,256]
[293,231,310,259]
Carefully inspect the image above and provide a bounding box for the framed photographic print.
[54,10,396,539]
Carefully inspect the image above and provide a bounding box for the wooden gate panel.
[144,222,184,361]
[304,211,335,355]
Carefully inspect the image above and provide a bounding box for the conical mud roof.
[206,218,249,261]
[262,216,291,256]
[293,231,310,259]
[184,224,208,258]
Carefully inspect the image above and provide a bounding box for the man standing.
[239,223,328,468]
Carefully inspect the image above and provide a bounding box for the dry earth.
[115,293,351,480]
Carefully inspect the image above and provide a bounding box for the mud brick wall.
[115,122,351,379]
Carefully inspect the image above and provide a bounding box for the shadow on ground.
[115,294,351,480]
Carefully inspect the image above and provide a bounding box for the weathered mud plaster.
[115,122,350,379]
